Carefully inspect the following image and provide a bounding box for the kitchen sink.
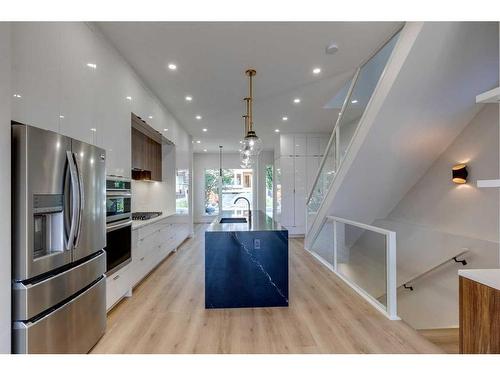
[219,217,247,224]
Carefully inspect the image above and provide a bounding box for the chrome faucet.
[234,197,251,227]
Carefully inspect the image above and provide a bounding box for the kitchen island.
[205,210,289,309]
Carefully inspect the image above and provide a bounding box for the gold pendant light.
[240,69,263,158]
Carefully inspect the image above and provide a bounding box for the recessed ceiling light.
[351,99,358,104]
[148,115,153,119]
[185,96,192,101]
[13,94,22,98]
[275,129,280,133]
[196,140,201,144]
[126,96,132,101]
[293,98,301,104]
[163,128,168,131]
[168,63,177,70]
[282,116,288,121]
[195,115,202,120]
[86,63,97,69]
[90,128,97,132]
[203,149,207,152]
[312,67,321,75]
[59,115,65,119]
[239,140,243,144]
[238,149,242,152]
[202,128,207,132]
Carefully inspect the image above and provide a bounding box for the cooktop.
[132,211,163,221]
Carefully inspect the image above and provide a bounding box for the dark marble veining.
[205,210,289,309]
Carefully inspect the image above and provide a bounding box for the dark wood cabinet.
[131,114,162,181]
[459,276,500,354]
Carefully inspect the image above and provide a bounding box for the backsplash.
[131,179,175,214]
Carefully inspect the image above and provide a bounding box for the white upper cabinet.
[280,134,295,156]
[307,136,321,156]
[93,32,131,178]
[11,22,190,182]
[294,135,307,156]
[59,23,98,145]
[11,23,61,133]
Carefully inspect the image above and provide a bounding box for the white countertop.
[458,269,500,290]
[132,211,177,230]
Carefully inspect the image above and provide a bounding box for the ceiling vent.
[326,43,339,55]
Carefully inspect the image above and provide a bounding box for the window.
[204,168,253,216]
[265,165,273,218]
[222,168,253,216]
[204,169,220,216]
[175,169,189,215]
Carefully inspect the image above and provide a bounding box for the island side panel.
[205,230,288,309]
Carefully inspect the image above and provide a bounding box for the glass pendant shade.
[242,131,263,156]
[240,150,254,168]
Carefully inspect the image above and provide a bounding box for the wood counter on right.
[459,269,500,354]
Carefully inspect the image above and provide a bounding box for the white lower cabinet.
[106,263,132,311]
[106,219,191,310]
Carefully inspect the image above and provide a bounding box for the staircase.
[304,22,499,321]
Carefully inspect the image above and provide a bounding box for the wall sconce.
[452,164,468,184]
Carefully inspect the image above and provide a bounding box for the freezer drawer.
[13,250,106,321]
[13,276,106,354]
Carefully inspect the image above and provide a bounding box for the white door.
[294,156,307,229]
[279,156,295,228]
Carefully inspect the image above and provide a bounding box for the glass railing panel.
[306,131,337,227]
[338,33,399,161]
[306,31,400,225]
[309,219,335,267]
[335,221,388,308]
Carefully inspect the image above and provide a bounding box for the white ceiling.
[96,22,402,152]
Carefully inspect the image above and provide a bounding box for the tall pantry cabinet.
[277,133,328,235]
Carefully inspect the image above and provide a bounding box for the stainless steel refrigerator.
[11,123,107,354]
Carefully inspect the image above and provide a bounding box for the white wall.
[0,23,11,354]
[383,105,500,328]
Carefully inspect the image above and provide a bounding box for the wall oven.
[105,177,132,274]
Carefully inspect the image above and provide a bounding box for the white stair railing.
[307,215,399,320]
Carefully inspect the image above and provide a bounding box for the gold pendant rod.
[245,69,256,133]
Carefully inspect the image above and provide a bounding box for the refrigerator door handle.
[73,153,84,248]
[66,151,80,250]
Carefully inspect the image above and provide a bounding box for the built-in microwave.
[104,177,132,274]
[106,178,132,223]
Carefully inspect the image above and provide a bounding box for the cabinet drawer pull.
[113,275,120,281]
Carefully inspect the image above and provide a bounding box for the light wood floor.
[91,224,442,354]
[418,329,459,354]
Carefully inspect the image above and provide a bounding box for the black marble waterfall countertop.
[206,210,284,232]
